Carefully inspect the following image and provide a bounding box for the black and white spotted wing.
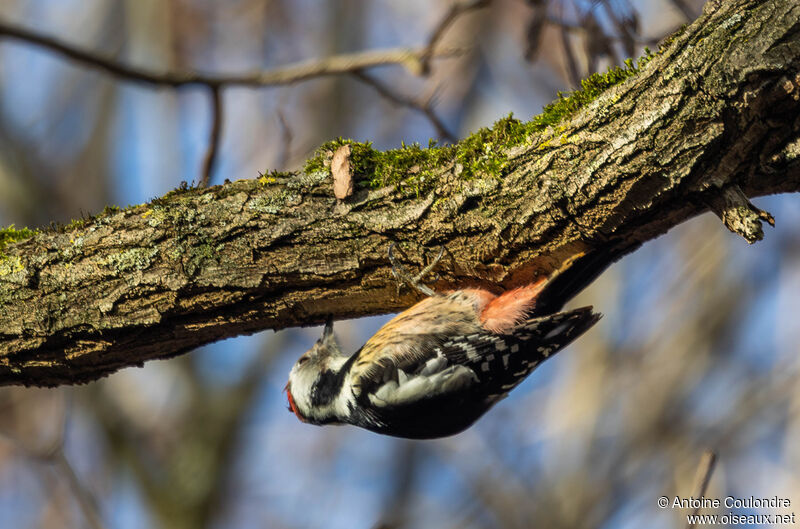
[442,306,601,400]
[347,306,600,439]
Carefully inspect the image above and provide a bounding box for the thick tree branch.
[1,0,798,386]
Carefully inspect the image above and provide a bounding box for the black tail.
[532,242,638,316]
[475,306,601,398]
[517,306,602,351]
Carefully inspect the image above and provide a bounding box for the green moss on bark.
[0,225,36,259]
[303,50,656,194]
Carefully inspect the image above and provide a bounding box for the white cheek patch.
[369,365,477,407]
[290,367,318,413]
[289,356,354,422]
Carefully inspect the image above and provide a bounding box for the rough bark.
[1,0,798,386]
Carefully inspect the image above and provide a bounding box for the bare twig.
[86,337,283,527]
[582,9,618,72]
[558,17,583,88]
[687,450,717,528]
[544,15,662,47]
[0,17,466,192]
[275,111,293,170]
[351,70,456,142]
[0,19,459,88]
[0,392,106,529]
[199,86,223,188]
[600,0,638,57]
[419,0,491,74]
[374,441,422,529]
[524,0,548,61]
[0,17,465,186]
[669,0,698,21]
[52,449,107,529]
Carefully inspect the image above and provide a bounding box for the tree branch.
[419,0,491,74]
[0,12,469,187]
[198,86,223,188]
[350,70,456,142]
[1,0,798,386]
[0,19,457,87]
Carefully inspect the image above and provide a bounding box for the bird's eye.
[298,356,310,365]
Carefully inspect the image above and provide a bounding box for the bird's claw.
[388,243,444,297]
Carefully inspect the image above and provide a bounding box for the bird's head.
[285,318,350,424]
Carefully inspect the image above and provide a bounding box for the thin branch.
[669,0,698,21]
[0,19,459,88]
[524,1,548,62]
[558,15,583,88]
[686,450,717,528]
[49,403,106,529]
[199,86,223,188]
[374,441,422,529]
[545,15,662,47]
[351,70,456,142]
[598,0,635,58]
[275,110,293,171]
[0,18,463,197]
[419,0,491,74]
[0,393,106,529]
[52,449,107,529]
[0,17,463,188]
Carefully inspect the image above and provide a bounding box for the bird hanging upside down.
[284,244,601,439]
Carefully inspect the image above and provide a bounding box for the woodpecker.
[284,245,601,439]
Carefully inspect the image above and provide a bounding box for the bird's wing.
[352,306,600,409]
[348,294,483,400]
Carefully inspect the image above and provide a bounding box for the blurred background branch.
[687,451,717,527]
[0,19,461,87]
[0,1,480,186]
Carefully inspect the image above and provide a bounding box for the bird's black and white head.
[285,319,354,425]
